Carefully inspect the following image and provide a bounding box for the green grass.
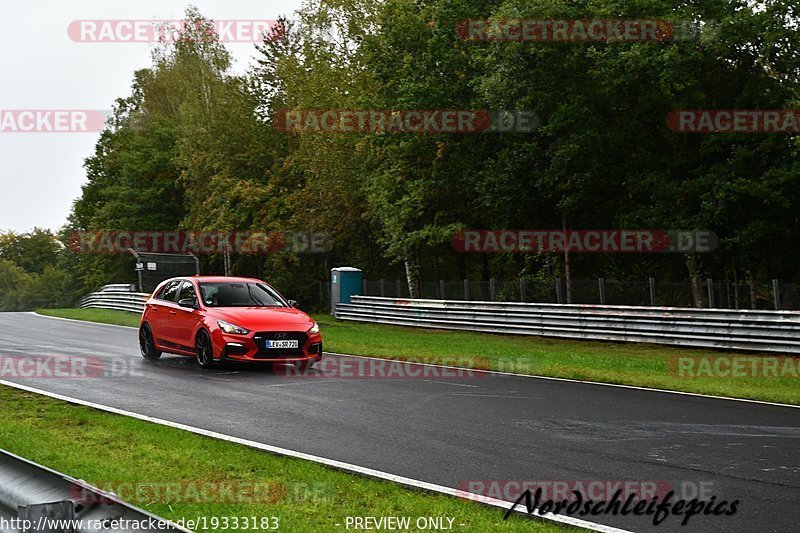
[38,307,142,327]
[36,308,800,405]
[0,385,575,533]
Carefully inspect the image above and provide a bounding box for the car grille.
[253,331,308,358]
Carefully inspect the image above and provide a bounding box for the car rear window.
[156,280,181,301]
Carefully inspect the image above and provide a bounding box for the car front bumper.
[212,329,323,363]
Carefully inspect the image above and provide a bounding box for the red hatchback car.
[138,276,322,369]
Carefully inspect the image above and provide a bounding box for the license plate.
[266,340,299,349]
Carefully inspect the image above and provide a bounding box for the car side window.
[156,280,181,302]
[153,284,166,299]
[177,281,197,304]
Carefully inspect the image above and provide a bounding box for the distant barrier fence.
[77,284,148,313]
[317,278,800,311]
[335,296,800,353]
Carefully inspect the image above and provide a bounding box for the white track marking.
[421,379,478,388]
[0,378,628,533]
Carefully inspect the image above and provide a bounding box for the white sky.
[0,0,302,234]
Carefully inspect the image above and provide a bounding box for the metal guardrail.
[77,285,149,314]
[0,447,185,532]
[336,296,800,353]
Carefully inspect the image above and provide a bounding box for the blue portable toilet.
[331,267,362,315]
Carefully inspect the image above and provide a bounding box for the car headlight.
[218,320,250,335]
[307,321,320,335]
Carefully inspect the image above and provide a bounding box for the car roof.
[164,276,264,284]
[191,276,263,283]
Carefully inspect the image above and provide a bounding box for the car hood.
[205,307,314,331]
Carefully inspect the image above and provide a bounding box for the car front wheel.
[196,330,215,369]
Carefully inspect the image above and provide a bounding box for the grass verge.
[36,308,800,405]
[0,384,574,532]
[38,307,142,327]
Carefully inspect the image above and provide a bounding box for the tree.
[0,229,60,274]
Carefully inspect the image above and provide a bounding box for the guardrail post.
[772,279,780,310]
[463,279,469,300]
[598,278,605,305]
[707,278,714,308]
[649,277,656,306]
[725,281,731,308]
[439,280,446,300]
[190,251,200,275]
[520,278,526,302]
[379,279,385,297]
[555,277,562,304]
[129,248,144,292]
[489,278,496,301]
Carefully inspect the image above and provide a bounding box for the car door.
[149,280,181,347]
[172,280,201,351]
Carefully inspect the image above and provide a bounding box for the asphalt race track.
[1,312,798,532]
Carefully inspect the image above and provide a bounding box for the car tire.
[196,330,215,369]
[139,325,162,360]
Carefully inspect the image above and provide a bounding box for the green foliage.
[0,259,32,310]
[9,2,796,309]
[0,228,61,274]
[0,230,70,310]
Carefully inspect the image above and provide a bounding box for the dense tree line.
[0,229,67,310]
[3,1,799,310]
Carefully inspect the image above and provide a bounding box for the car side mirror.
[178,298,198,309]
[288,299,299,308]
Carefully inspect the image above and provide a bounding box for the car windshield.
[198,282,286,308]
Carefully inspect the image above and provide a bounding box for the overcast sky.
[0,0,302,234]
